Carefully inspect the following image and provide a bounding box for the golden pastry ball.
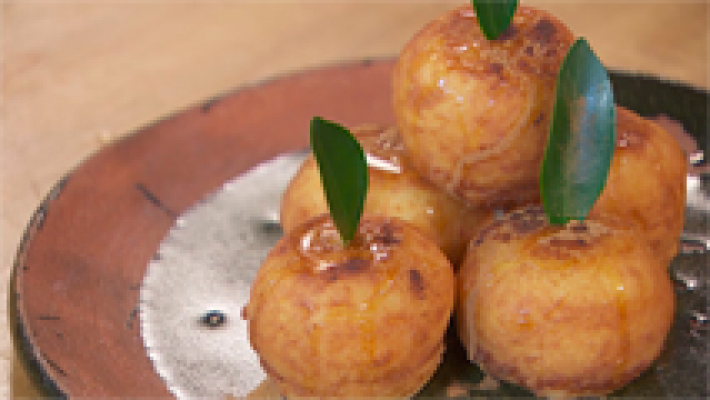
[281,125,493,264]
[393,5,574,207]
[245,215,455,397]
[591,106,687,267]
[457,205,674,397]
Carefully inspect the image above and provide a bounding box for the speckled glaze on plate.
[9,59,708,397]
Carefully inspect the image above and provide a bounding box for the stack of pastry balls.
[244,4,686,397]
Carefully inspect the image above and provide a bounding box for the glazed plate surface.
[11,59,709,397]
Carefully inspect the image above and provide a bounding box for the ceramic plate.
[10,59,708,397]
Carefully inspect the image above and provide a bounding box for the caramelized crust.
[591,106,687,266]
[393,5,575,207]
[458,205,675,396]
[281,125,494,264]
[246,215,455,397]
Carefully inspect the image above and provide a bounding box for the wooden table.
[3,1,707,397]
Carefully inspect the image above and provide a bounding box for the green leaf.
[541,38,616,225]
[471,0,518,40]
[310,117,368,245]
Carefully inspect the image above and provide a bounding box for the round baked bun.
[245,215,455,397]
[393,5,575,207]
[281,125,493,264]
[591,106,687,267]
[457,205,674,397]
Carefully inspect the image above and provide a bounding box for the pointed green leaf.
[310,117,368,245]
[471,0,518,40]
[541,38,616,225]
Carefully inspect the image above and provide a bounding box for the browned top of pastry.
[425,5,574,82]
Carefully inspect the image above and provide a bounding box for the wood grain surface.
[3,1,707,398]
